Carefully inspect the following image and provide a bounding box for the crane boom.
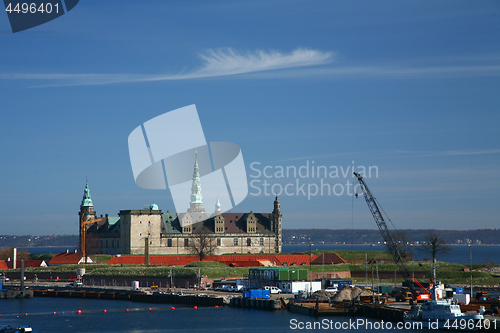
[353,172,415,295]
[80,213,105,268]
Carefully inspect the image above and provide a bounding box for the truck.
[264,286,282,294]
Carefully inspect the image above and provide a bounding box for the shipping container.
[276,281,321,294]
[289,269,299,281]
[330,280,352,290]
[451,286,465,294]
[379,286,392,295]
[453,293,470,305]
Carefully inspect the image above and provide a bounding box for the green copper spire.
[214,198,221,214]
[81,181,93,207]
[190,152,203,204]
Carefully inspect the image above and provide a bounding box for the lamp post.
[469,242,473,298]
[371,244,374,303]
[309,243,312,295]
[365,253,368,288]
[370,244,374,292]
[411,243,414,281]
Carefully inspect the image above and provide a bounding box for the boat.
[0,325,36,333]
[404,299,485,331]
[404,261,485,331]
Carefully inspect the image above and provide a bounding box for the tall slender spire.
[190,151,203,204]
[81,181,93,207]
[214,198,222,214]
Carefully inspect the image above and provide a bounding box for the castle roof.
[161,212,274,234]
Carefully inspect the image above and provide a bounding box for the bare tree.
[188,233,217,261]
[391,230,412,259]
[417,232,451,263]
[0,247,30,261]
[84,233,102,256]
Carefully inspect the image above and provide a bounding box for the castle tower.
[271,196,282,253]
[214,198,222,215]
[181,152,207,233]
[188,152,205,213]
[79,181,97,220]
[78,181,97,252]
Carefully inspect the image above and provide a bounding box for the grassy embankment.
[2,251,499,286]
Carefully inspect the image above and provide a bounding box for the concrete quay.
[32,285,228,307]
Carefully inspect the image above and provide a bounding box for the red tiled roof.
[49,252,90,265]
[107,255,200,266]
[310,252,347,265]
[107,254,318,267]
[6,260,46,269]
[0,260,8,269]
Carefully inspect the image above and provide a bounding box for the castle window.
[167,239,172,247]
[233,238,238,246]
[260,238,264,246]
[184,238,189,247]
[246,238,251,246]
[216,238,221,246]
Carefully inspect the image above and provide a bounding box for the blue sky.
[0,1,499,235]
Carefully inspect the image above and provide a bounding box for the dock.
[0,289,33,299]
[32,287,227,307]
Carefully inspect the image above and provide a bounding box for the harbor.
[2,279,499,331]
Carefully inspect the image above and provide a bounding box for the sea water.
[0,297,429,333]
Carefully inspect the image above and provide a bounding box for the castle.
[79,155,282,255]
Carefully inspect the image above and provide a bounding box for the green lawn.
[1,251,498,286]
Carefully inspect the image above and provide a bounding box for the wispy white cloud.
[2,48,499,87]
[248,64,500,79]
[395,148,500,156]
[445,149,500,156]
[0,48,334,87]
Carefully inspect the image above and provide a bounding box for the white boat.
[404,299,484,331]
[404,261,485,331]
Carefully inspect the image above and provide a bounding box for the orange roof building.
[6,260,48,269]
[106,253,319,267]
[49,252,94,266]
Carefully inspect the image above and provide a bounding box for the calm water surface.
[0,297,429,333]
